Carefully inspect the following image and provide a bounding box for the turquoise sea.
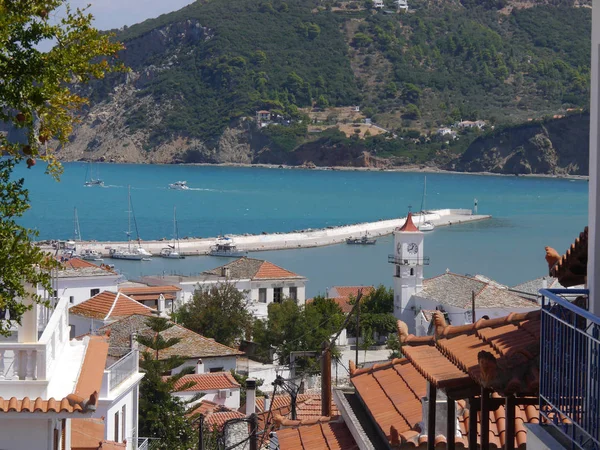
[15,163,588,297]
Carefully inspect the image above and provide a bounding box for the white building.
[118,283,182,313]
[69,291,155,337]
[0,293,143,450]
[142,257,307,319]
[373,0,385,8]
[396,0,408,11]
[168,364,241,409]
[97,314,244,375]
[37,258,120,307]
[391,213,539,335]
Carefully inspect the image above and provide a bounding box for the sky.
[62,0,196,31]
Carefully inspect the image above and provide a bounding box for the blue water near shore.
[16,163,588,296]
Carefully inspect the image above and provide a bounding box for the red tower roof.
[397,212,419,232]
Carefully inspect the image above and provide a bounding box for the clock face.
[407,243,419,254]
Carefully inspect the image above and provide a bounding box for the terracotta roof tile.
[399,310,541,396]
[70,291,154,321]
[329,286,375,298]
[397,212,419,232]
[548,227,588,287]
[188,401,245,431]
[99,314,243,360]
[62,258,101,269]
[277,421,358,450]
[351,358,539,449]
[168,372,240,392]
[204,257,304,280]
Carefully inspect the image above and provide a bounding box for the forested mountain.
[60,0,592,174]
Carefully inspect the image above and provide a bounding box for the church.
[390,212,541,336]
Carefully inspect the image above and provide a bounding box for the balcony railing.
[388,255,430,265]
[104,350,138,394]
[539,288,600,450]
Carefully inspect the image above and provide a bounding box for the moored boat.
[346,234,377,245]
[209,237,246,257]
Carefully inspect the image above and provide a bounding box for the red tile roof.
[255,394,339,420]
[119,285,181,295]
[255,261,301,279]
[205,257,304,280]
[547,227,588,287]
[70,291,155,321]
[188,401,245,430]
[277,420,358,450]
[0,336,108,414]
[329,286,375,299]
[397,212,419,232]
[62,258,101,269]
[350,358,539,449]
[168,372,240,392]
[399,310,541,396]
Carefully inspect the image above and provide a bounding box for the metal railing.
[539,289,600,450]
[388,255,430,265]
[107,350,138,391]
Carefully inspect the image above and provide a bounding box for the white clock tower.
[390,212,426,324]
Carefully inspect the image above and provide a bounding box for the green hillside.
[79,0,591,168]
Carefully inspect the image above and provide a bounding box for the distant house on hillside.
[256,110,271,128]
[396,0,408,11]
[373,0,385,8]
[457,120,486,130]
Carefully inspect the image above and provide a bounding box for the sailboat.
[84,161,104,187]
[160,207,185,259]
[418,176,435,232]
[110,186,152,260]
[73,207,103,261]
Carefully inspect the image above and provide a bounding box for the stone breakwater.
[48,209,491,257]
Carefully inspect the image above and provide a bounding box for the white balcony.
[0,297,70,382]
[100,350,139,398]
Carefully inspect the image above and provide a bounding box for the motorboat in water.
[72,207,103,261]
[160,207,185,259]
[169,181,190,190]
[110,186,152,260]
[209,237,246,257]
[346,233,377,245]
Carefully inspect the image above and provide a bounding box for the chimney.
[157,294,166,315]
[195,359,204,374]
[246,378,257,416]
[263,394,271,412]
[221,267,231,278]
[129,332,139,351]
[542,277,548,289]
[321,341,332,417]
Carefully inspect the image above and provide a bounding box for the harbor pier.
[44,209,491,257]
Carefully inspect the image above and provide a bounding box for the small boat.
[417,177,435,232]
[346,234,377,245]
[169,181,190,190]
[84,162,104,187]
[72,207,104,261]
[111,186,152,260]
[209,237,246,257]
[79,248,103,261]
[161,207,185,259]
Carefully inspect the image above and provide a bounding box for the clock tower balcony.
[388,255,430,265]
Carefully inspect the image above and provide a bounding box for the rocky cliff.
[448,114,589,175]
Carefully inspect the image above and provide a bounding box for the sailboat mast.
[74,207,82,241]
[127,185,132,252]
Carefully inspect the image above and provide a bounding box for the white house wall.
[174,388,241,409]
[69,314,105,338]
[0,418,52,450]
[96,381,140,450]
[39,276,119,306]
[171,356,238,375]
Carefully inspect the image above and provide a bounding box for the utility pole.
[249,413,258,450]
[321,341,332,417]
[471,290,476,324]
[197,414,205,450]
[355,297,360,366]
